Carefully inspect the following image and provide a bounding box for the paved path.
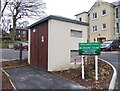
[6,66,86,89]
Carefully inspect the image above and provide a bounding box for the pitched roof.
[75,11,88,16]
[88,0,115,13]
[75,0,115,17]
[28,15,89,28]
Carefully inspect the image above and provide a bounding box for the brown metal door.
[30,21,48,70]
[37,22,48,69]
[30,28,39,67]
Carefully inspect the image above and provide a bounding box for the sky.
[44,0,118,19]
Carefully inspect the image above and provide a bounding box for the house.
[15,27,28,40]
[75,12,89,42]
[1,32,11,41]
[89,0,115,42]
[113,1,120,38]
[9,27,28,41]
[28,15,88,71]
[75,0,118,43]
[0,27,28,41]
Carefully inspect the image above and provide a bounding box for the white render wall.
[28,29,31,64]
[48,19,88,71]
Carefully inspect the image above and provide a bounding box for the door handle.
[41,36,44,42]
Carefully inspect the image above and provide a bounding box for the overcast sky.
[44,0,118,19]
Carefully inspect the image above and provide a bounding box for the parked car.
[101,39,120,51]
[14,42,28,50]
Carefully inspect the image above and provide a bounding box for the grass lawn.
[0,40,28,48]
[0,41,14,48]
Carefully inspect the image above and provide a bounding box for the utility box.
[28,15,88,71]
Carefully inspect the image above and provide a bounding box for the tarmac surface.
[99,51,120,89]
[6,66,87,90]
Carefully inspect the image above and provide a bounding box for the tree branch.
[1,0,9,14]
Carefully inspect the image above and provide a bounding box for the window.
[116,8,118,18]
[23,34,26,38]
[92,12,97,19]
[70,50,82,63]
[79,17,82,21]
[102,9,106,16]
[92,25,97,32]
[23,31,26,34]
[18,35,20,37]
[116,23,120,34]
[71,30,82,38]
[102,23,107,30]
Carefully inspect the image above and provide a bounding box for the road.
[0,49,28,61]
[99,51,120,89]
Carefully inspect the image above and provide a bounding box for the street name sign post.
[79,42,100,80]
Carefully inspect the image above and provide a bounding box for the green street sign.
[79,42,100,55]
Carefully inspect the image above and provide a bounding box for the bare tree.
[1,0,10,36]
[17,21,29,28]
[1,18,11,32]
[0,0,9,19]
[4,0,46,42]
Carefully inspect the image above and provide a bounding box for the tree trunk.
[11,16,16,42]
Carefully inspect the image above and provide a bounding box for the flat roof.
[28,15,89,28]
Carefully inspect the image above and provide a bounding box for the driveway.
[99,51,120,89]
[6,66,86,89]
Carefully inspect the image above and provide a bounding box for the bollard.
[74,59,76,65]
[19,43,22,63]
